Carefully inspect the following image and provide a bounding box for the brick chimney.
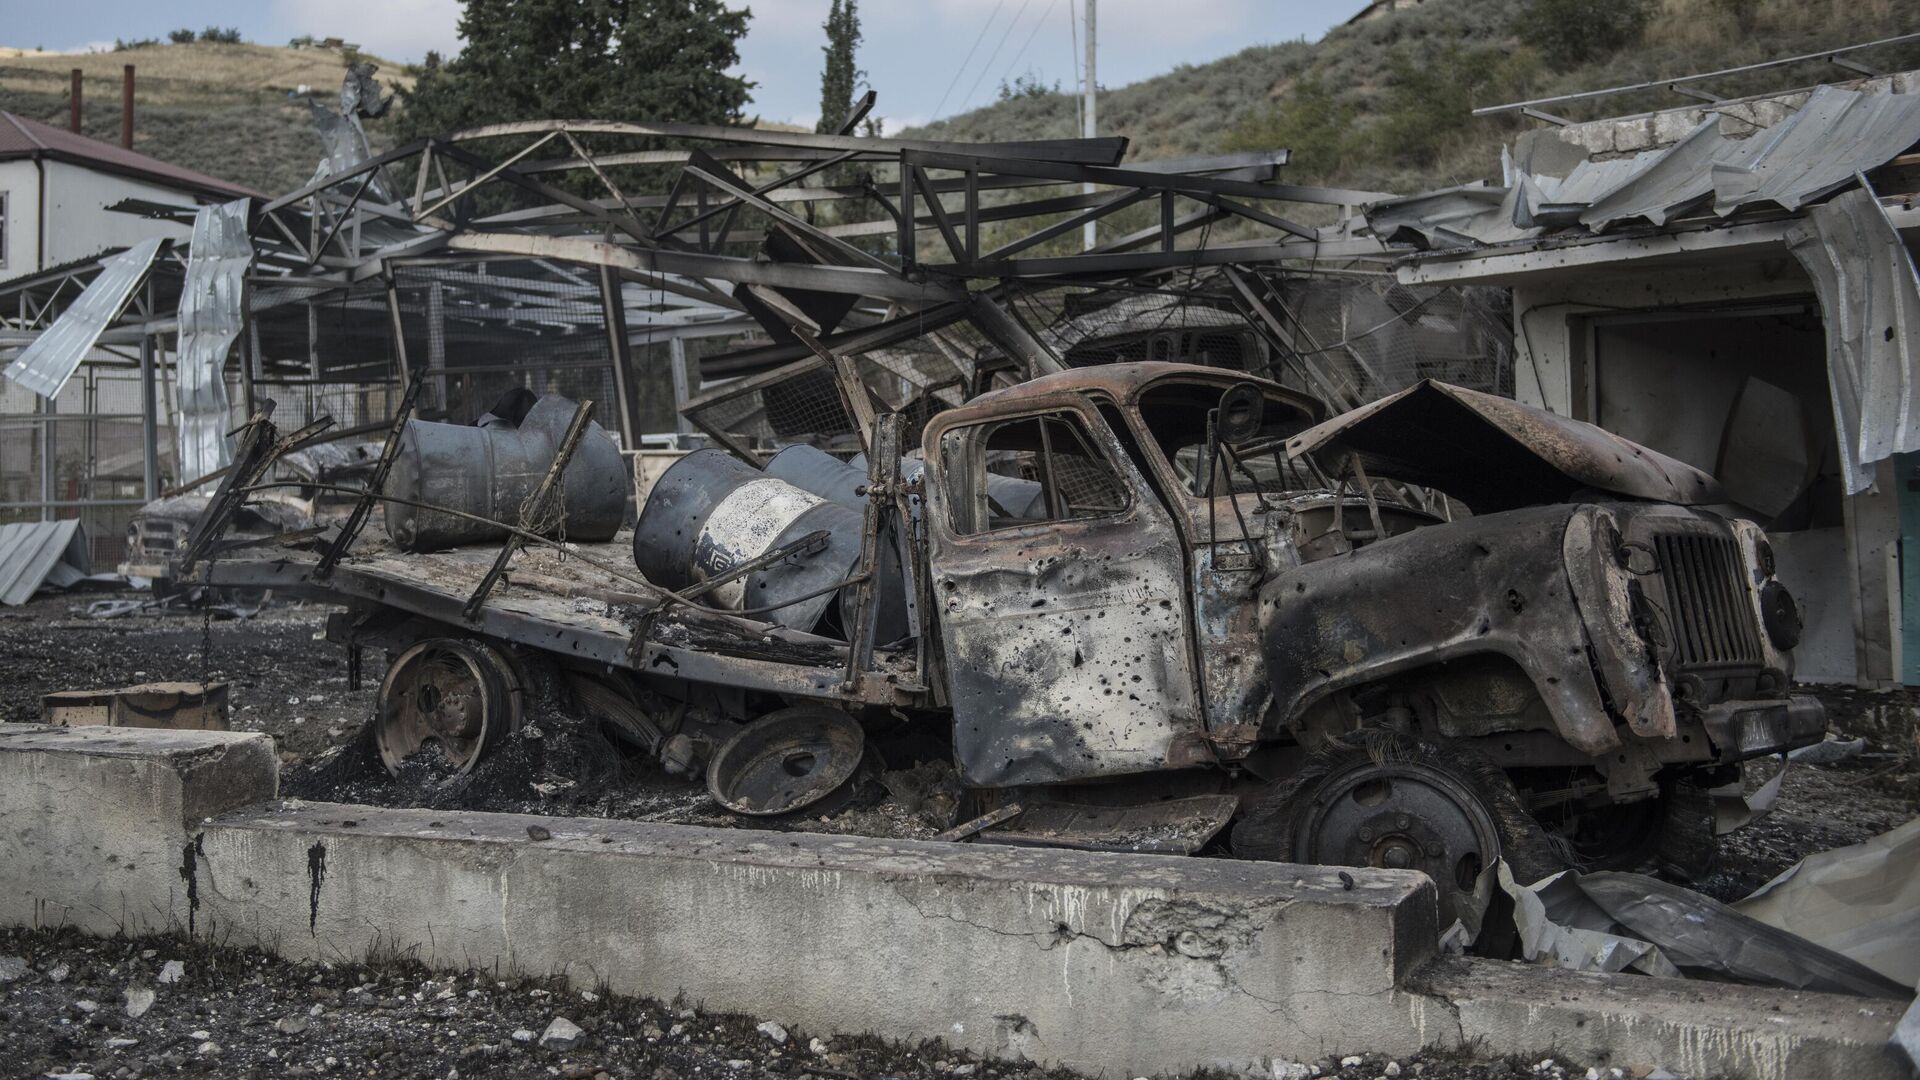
[121,65,134,149]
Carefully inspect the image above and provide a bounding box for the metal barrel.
[383,393,628,553]
[635,448,906,641]
[766,445,867,509]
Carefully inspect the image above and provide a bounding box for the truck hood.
[1284,380,1723,514]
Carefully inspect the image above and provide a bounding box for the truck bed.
[191,529,924,707]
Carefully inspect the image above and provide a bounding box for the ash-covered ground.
[4,589,1913,888]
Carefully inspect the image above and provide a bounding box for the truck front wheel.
[1231,732,1563,930]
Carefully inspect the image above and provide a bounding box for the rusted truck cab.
[920,363,1820,897]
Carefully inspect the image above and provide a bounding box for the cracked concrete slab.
[1410,956,1908,1080]
[193,800,1441,1076]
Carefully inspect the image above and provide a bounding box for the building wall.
[1510,257,1902,685]
[0,159,43,282]
[40,160,196,269]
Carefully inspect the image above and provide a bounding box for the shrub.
[997,71,1058,102]
[1513,0,1654,65]
[200,26,244,45]
[168,28,196,44]
[1225,76,1351,180]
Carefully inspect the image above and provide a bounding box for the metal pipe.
[39,393,55,522]
[1082,0,1096,251]
[1474,31,1920,117]
[598,261,639,446]
[120,65,133,150]
[139,332,159,500]
[69,69,81,133]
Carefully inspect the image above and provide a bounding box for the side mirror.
[1216,382,1266,444]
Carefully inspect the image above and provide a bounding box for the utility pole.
[1082,0,1097,251]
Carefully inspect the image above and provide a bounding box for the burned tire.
[374,638,524,776]
[1552,777,1717,882]
[1232,731,1563,929]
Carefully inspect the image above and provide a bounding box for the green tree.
[816,0,863,135]
[1514,0,1654,66]
[1225,76,1351,181]
[397,0,754,143]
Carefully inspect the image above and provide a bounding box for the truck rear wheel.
[1232,732,1562,929]
[374,638,524,775]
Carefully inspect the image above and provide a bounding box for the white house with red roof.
[0,110,260,283]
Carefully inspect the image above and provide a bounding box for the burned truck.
[196,362,1821,922]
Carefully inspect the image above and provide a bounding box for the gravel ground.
[0,926,1636,1080]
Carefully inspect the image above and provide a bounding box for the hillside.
[2,2,1915,210]
[905,0,1920,195]
[0,42,412,196]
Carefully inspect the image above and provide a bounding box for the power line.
[931,0,1007,121]
[994,0,1059,96]
[959,0,1035,113]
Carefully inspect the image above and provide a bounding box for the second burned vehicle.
[203,363,1821,924]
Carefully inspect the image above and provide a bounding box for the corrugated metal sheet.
[1574,119,1724,230]
[1368,84,1920,245]
[1366,184,1528,249]
[0,519,90,606]
[174,199,251,482]
[1,238,165,399]
[1786,185,1920,494]
[1712,85,1920,215]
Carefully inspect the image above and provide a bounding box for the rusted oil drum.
[383,394,628,553]
[634,448,906,640]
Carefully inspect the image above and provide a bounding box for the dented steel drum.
[384,393,628,553]
[635,448,905,640]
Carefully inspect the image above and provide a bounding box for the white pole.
[1082,0,1097,251]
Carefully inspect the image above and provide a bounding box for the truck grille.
[1654,531,1763,669]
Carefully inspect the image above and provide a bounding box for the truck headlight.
[1759,580,1801,649]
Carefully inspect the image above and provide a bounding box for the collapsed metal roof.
[0,237,165,398]
[0,520,90,606]
[1367,80,1920,250]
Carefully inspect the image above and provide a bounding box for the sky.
[11,1,1356,132]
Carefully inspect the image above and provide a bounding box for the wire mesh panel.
[250,279,398,385]
[684,357,859,456]
[1272,278,1513,405]
[392,261,617,427]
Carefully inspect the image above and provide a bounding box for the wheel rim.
[1293,760,1502,927]
[375,639,520,775]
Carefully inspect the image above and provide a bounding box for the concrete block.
[199,801,1441,1076]
[0,724,276,936]
[40,681,230,730]
[1410,956,1907,1080]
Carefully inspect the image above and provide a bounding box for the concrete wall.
[202,802,1440,1076]
[0,725,1905,1080]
